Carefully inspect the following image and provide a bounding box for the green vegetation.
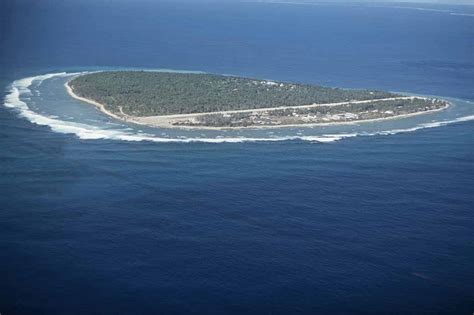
[69,71,398,116]
[179,98,448,127]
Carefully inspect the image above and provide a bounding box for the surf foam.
[3,72,474,144]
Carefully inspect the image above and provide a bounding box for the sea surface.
[1,1,473,314]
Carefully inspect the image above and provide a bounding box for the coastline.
[65,80,125,122]
[65,79,450,130]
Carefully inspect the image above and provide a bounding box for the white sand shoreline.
[65,79,450,130]
[65,80,125,122]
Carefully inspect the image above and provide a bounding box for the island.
[66,71,449,129]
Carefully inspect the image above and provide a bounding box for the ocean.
[0,1,473,314]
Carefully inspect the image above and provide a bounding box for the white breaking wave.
[450,13,474,17]
[249,2,474,19]
[369,115,474,136]
[3,72,474,144]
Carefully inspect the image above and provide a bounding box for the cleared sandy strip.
[133,104,449,130]
[136,96,418,118]
[131,96,445,129]
[65,80,448,130]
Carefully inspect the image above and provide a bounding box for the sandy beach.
[65,79,449,130]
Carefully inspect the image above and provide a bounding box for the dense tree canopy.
[69,71,398,116]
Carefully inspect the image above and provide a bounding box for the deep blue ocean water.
[0,1,473,314]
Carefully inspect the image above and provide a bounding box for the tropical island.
[66,71,449,128]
